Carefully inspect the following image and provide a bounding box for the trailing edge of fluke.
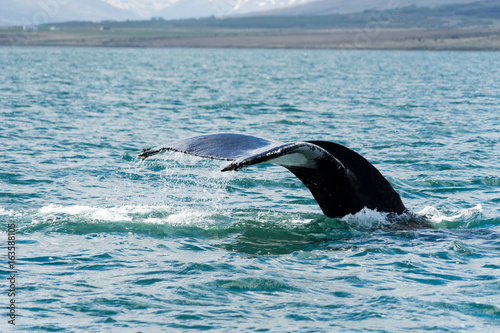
[139,133,407,218]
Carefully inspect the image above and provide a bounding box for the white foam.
[144,210,209,225]
[0,207,13,216]
[36,204,215,225]
[341,207,392,231]
[39,204,135,222]
[418,204,483,223]
[38,204,166,223]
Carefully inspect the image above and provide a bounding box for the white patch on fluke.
[268,153,313,168]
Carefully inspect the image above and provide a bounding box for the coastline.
[1,28,500,51]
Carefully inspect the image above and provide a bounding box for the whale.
[139,133,408,219]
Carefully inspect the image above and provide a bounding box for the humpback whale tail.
[139,133,407,218]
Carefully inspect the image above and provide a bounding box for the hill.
[45,1,500,30]
[256,0,487,16]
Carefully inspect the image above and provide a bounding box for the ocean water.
[1,47,499,332]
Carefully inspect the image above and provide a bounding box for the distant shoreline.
[2,28,500,51]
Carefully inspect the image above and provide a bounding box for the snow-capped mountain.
[105,0,313,20]
[160,0,312,19]
[104,0,176,18]
[0,0,314,26]
[1,0,487,27]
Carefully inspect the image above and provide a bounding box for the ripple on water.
[2,48,499,332]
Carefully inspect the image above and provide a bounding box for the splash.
[35,204,215,226]
[418,204,483,224]
[340,207,392,231]
[39,204,136,222]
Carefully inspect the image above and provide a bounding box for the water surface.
[1,47,499,332]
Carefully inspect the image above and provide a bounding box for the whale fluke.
[139,133,407,218]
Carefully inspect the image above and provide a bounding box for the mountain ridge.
[0,0,317,26]
[1,0,496,28]
[253,0,487,16]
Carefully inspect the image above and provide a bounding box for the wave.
[33,204,221,227]
[29,204,414,231]
[3,201,496,239]
[417,204,487,228]
[2,202,497,257]
[0,207,14,216]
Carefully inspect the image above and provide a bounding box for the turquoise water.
[1,47,499,332]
